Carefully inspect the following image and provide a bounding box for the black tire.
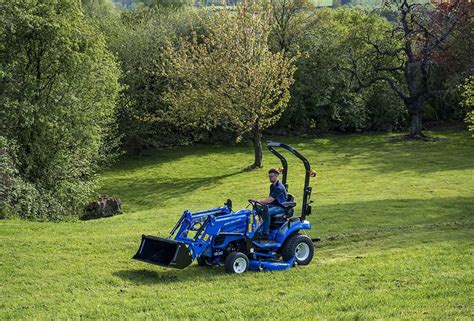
[224,252,249,274]
[281,234,314,265]
[197,256,213,266]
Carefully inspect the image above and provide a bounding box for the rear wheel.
[281,234,314,265]
[225,252,249,274]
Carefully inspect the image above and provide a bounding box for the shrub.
[0,0,121,219]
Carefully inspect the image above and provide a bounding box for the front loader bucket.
[133,235,193,269]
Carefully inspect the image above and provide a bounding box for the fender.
[276,219,311,244]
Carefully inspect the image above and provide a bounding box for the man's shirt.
[269,180,287,206]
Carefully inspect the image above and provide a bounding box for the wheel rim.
[233,257,247,273]
[295,242,310,261]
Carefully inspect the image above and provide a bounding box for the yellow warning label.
[203,234,209,241]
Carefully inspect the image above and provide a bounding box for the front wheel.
[224,252,249,274]
[281,234,314,265]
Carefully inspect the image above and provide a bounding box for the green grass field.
[1,130,473,319]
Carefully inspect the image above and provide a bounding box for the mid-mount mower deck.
[133,141,319,273]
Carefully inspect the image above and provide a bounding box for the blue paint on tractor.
[249,257,297,272]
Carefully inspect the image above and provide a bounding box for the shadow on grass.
[302,131,474,174]
[309,196,474,240]
[100,131,473,213]
[108,131,474,179]
[104,168,247,212]
[113,265,225,284]
[109,144,250,173]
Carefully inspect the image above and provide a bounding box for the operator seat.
[269,194,297,229]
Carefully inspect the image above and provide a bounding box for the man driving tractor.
[251,168,288,238]
[133,141,316,273]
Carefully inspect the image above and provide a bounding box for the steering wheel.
[248,199,263,207]
[248,200,268,219]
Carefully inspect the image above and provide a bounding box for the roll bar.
[267,141,315,221]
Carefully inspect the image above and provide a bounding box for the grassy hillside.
[1,131,473,319]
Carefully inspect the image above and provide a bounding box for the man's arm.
[250,196,275,205]
[251,184,286,205]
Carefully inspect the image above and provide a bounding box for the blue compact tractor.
[133,141,319,273]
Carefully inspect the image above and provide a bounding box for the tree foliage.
[0,0,121,219]
[461,76,474,132]
[163,1,297,167]
[138,0,192,8]
[101,5,206,153]
[346,0,469,138]
[280,7,405,133]
[269,0,316,53]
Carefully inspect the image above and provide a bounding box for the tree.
[422,1,473,123]
[279,7,405,133]
[346,0,468,138]
[0,0,121,219]
[163,1,297,168]
[269,0,315,53]
[107,6,205,153]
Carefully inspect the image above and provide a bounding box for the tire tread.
[224,252,249,273]
[281,234,314,265]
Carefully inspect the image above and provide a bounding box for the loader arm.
[133,205,254,268]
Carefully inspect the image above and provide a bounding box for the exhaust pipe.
[133,235,193,269]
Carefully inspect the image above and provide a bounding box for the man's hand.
[250,198,262,204]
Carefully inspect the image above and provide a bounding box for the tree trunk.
[252,124,263,169]
[408,104,423,138]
